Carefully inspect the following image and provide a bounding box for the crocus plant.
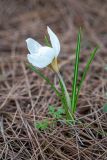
[26,26,98,125]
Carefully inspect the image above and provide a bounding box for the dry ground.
[0,0,107,159]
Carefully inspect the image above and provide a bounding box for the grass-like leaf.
[27,63,61,97]
[73,46,99,113]
[71,29,81,113]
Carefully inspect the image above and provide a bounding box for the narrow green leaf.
[73,46,99,112]
[78,47,98,94]
[71,29,81,113]
[27,63,61,97]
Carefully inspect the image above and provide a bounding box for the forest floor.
[0,0,107,159]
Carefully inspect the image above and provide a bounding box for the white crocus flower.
[26,27,60,72]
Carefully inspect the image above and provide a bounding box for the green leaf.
[48,105,55,115]
[48,106,65,119]
[54,108,65,119]
[77,47,99,94]
[54,112,62,119]
[103,104,107,113]
[71,29,81,113]
[35,119,49,130]
[73,46,99,113]
[27,63,61,97]
[57,107,65,114]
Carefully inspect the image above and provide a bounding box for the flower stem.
[57,72,75,122]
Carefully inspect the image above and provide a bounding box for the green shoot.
[35,106,65,130]
[48,105,65,119]
[35,119,49,130]
[73,46,99,113]
[71,29,81,113]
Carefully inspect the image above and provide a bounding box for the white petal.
[47,26,60,57]
[27,46,55,68]
[26,38,42,54]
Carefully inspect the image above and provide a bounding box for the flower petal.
[27,46,55,68]
[47,26,60,57]
[26,38,42,54]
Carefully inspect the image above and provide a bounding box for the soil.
[0,0,107,159]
